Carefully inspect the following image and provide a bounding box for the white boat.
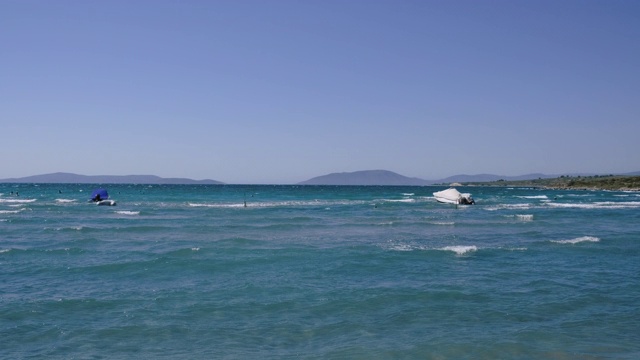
[433,188,475,205]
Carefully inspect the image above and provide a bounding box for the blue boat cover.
[91,188,109,200]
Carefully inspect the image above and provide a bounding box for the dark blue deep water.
[2,184,639,358]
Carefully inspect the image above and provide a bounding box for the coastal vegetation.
[461,175,640,191]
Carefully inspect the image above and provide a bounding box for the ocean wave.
[48,226,84,231]
[115,211,140,215]
[485,203,532,211]
[516,214,534,221]
[189,202,245,208]
[551,236,600,244]
[55,199,77,203]
[388,243,416,251]
[546,201,640,209]
[440,245,477,255]
[429,221,455,226]
[503,214,534,221]
[0,209,24,214]
[384,198,415,203]
[517,195,548,199]
[188,200,368,208]
[0,198,36,204]
[386,242,479,255]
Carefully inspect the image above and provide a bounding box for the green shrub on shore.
[464,175,640,191]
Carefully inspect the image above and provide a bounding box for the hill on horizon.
[298,170,640,186]
[0,172,224,185]
[298,170,432,186]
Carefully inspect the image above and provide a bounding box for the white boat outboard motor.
[459,196,475,205]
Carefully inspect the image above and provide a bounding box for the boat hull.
[433,188,474,205]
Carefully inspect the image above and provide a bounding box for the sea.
[1,183,639,359]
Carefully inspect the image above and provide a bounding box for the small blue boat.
[90,188,116,206]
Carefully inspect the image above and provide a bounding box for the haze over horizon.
[2,1,639,184]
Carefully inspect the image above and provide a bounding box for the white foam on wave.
[56,199,76,203]
[0,249,10,253]
[551,236,600,244]
[191,247,200,251]
[0,198,36,204]
[188,199,367,208]
[402,193,415,196]
[615,191,640,195]
[440,245,477,255]
[115,211,140,215]
[546,201,640,209]
[0,209,24,214]
[189,202,244,208]
[429,221,455,226]
[384,198,415,203]
[485,203,532,211]
[50,226,83,231]
[388,244,415,252]
[384,240,429,252]
[516,214,534,221]
[385,242,524,254]
[517,195,548,199]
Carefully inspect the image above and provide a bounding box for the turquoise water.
[1,183,639,359]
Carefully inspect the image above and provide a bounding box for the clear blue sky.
[2,0,639,183]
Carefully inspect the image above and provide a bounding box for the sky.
[2,0,639,184]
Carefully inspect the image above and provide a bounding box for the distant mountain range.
[298,170,431,186]
[297,170,640,186]
[297,170,556,185]
[0,172,223,185]
[2,170,638,186]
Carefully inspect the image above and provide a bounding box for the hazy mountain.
[0,172,224,185]
[298,170,432,186]
[298,170,640,186]
[297,170,564,186]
